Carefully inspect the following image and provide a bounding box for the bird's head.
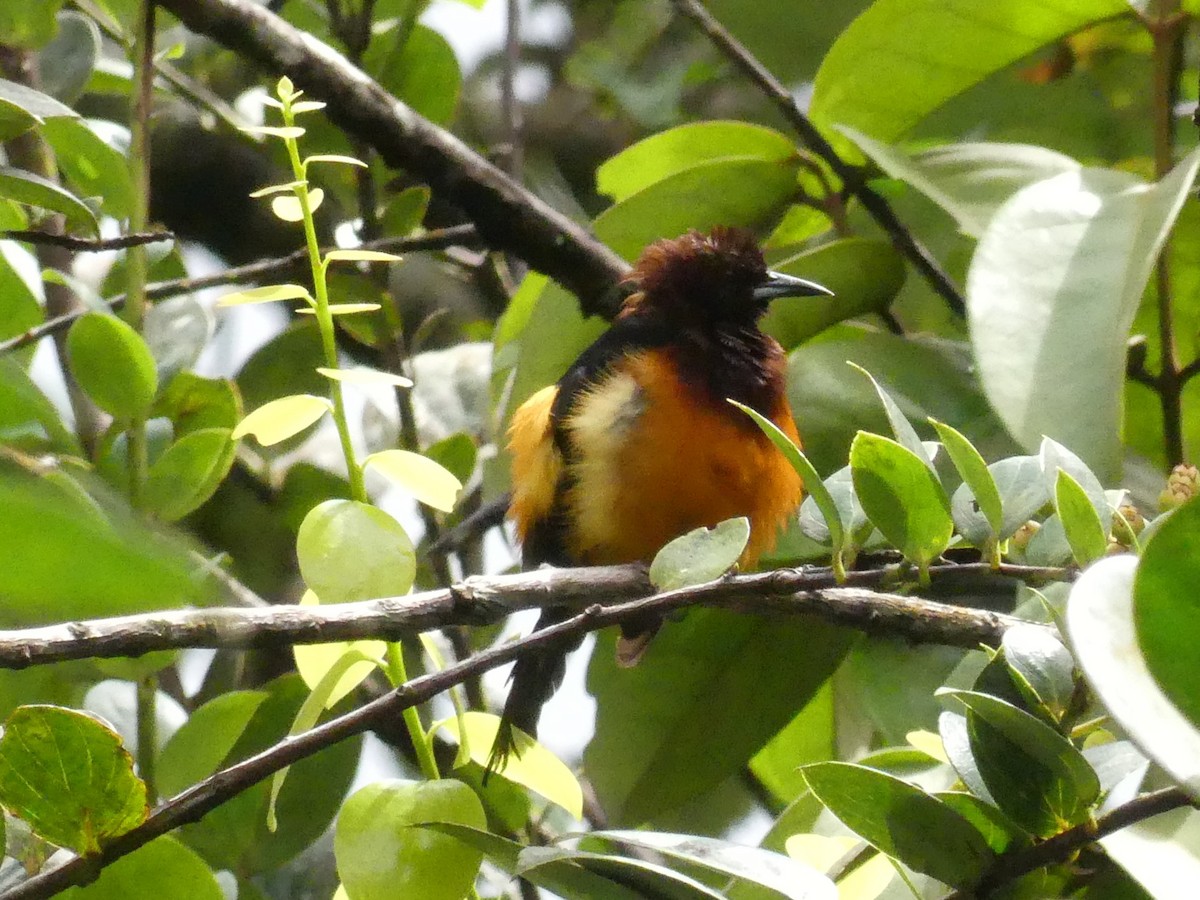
[621,226,832,326]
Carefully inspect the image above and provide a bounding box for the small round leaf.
[364,449,463,512]
[648,517,750,592]
[66,312,158,420]
[296,499,415,603]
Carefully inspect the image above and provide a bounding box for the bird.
[487,226,832,773]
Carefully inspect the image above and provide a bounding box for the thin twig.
[0,225,479,357]
[670,0,966,318]
[0,561,1067,670]
[0,231,175,252]
[946,787,1195,898]
[153,0,630,311]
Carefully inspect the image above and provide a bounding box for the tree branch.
[670,0,967,318]
[1,567,1061,899]
[0,561,1064,670]
[153,0,630,313]
[0,225,479,357]
[947,787,1196,898]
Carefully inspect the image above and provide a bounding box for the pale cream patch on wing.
[563,369,645,558]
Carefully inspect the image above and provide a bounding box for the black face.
[627,227,833,326]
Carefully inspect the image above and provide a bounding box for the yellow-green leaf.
[305,154,366,168]
[232,394,331,446]
[293,590,387,708]
[272,188,323,222]
[324,249,403,264]
[248,181,306,198]
[242,125,305,139]
[316,366,413,388]
[435,712,583,819]
[364,449,462,512]
[297,303,381,316]
[217,283,312,307]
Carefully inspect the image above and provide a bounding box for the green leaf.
[593,157,801,260]
[849,432,952,568]
[58,836,223,900]
[425,432,477,487]
[38,11,100,104]
[0,355,80,452]
[296,499,415,603]
[143,295,212,386]
[1039,437,1110,530]
[0,705,147,854]
[649,517,750,591]
[217,283,312,307]
[940,690,1100,836]
[231,394,331,446]
[594,831,836,900]
[0,75,77,122]
[0,0,66,48]
[0,97,39,142]
[596,121,797,202]
[951,454,1048,545]
[317,366,413,388]
[799,466,869,547]
[143,428,237,522]
[66,312,158,420]
[41,117,133,220]
[760,239,906,349]
[586,608,851,824]
[850,365,933,470]
[968,149,1200,481]
[518,846,726,899]
[435,712,582,818]
[292,592,386,709]
[324,249,403,264]
[0,165,98,234]
[732,400,843,556]
[158,691,268,798]
[270,189,322,222]
[838,131,1080,238]
[334,779,485,900]
[152,372,242,438]
[930,419,1002,536]
[1001,624,1075,723]
[362,449,463,512]
[934,792,1028,855]
[364,24,461,126]
[1054,469,1108,566]
[811,0,1127,142]
[802,761,994,888]
[379,186,430,236]
[750,683,835,804]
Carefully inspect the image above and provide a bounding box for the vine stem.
[386,643,440,781]
[135,676,158,805]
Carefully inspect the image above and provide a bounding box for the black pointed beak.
[753,271,834,303]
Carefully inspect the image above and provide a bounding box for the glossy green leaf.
[811,0,1127,141]
[0,705,146,854]
[968,150,1200,481]
[153,372,241,438]
[425,432,477,486]
[364,24,461,125]
[58,836,223,899]
[649,517,750,591]
[760,239,905,349]
[802,762,994,888]
[951,454,1048,545]
[799,466,869,547]
[850,432,952,568]
[839,130,1080,238]
[597,121,797,202]
[1055,469,1107,566]
[0,165,98,234]
[363,449,462,512]
[66,312,158,420]
[518,846,726,899]
[732,400,843,554]
[1039,437,1110,528]
[232,394,331,446]
[334,779,485,900]
[850,364,933,469]
[934,792,1028,855]
[296,499,415,603]
[596,831,835,900]
[1001,624,1075,723]
[586,608,851,824]
[158,691,268,798]
[941,690,1100,836]
[594,157,800,260]
[143,428,237,522]
[435,712,582,818]
[931,418,1002,536]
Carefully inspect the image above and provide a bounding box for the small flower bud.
[1010,520,1040,552]
[1159,464,1199,511]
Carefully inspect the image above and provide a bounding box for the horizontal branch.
[0,561,1065,670]
[0,225,479,357]
[154,0,629,313]
[2,566,1063,899]
[0,230,175,252]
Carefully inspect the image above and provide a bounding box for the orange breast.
[561,349,802,567]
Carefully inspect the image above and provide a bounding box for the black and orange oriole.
[488,226,832,771]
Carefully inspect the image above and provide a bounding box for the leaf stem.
[385,642,440,781]
[279,100,366,502]
[136,675,158,805]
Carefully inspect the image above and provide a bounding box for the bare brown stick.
[0,561,1065,670]
[670,0,966,318]
[0,568,1060,900]
[153,0,630,312]
[946,787,1195,898]
[0,230,175,252]
[0,225,479,357]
